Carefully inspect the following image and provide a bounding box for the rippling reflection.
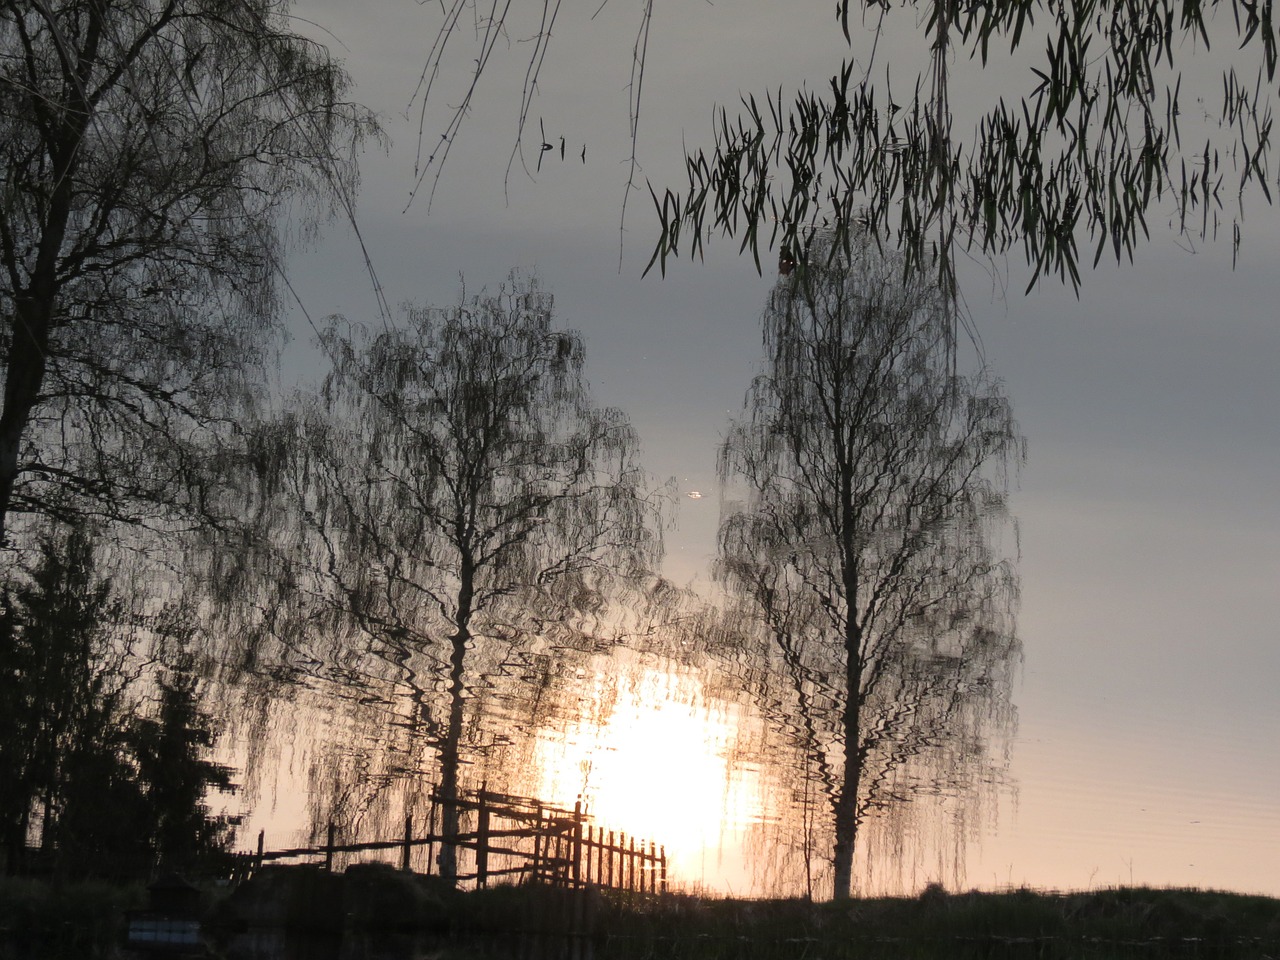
[531,655,770,888]
[234,624,1280,900]
[233,624,1009,897]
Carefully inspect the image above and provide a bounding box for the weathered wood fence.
[243,788,666,894]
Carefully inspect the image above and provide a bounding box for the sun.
[534,663,765,882]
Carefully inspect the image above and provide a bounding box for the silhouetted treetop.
[0,0,376,547]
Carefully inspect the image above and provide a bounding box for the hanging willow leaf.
[649,0,1279,294]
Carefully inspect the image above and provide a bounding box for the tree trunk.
[0,6,95,544]
[437,550,475,884]
[0,297,53,545]
[832,430,864,901]
[436,626,467,883]
[831,684,863,900]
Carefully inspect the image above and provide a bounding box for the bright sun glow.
[534,662,767,888]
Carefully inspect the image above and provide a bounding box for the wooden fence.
[244,788,666,894]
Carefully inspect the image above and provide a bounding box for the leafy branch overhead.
[649,0,1276,291]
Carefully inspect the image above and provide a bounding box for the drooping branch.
[650,0,1278,293]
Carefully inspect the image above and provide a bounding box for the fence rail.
[243,788,666,894]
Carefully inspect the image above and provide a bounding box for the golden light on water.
[534,662,768,889]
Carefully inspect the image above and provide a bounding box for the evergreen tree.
[0,525,132,875]
[0,526,237,877]
[130,668,239,873]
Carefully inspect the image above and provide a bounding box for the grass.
[626,885,1280,958]
[445,883,1280,958]
[0,875,144,960]
[3,870,1279,959]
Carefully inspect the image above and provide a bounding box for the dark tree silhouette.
[272,275,663,882]
[0,525,237,878]
[0,0,375,547]
[403,2,1277,291]
[0,524,133,875]
[717,235,1021,899]
[129,667,238,873]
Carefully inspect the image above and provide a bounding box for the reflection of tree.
[716,235,1021,900]
[0,0,374,546]
[406,0,654,231]
[0,525,131,874]
[129,664,239,873]
[274,276,662,882]
[0,525,237,878]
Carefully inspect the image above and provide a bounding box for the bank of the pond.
[3,866,1279,959]
[591,885,1280,958]
[0,875,146,959]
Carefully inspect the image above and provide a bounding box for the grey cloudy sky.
[281,0,1280,895]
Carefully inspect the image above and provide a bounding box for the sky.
[274,0,1280,896]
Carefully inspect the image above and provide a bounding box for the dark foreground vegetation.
[3,866,1278,959]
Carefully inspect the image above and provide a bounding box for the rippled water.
[238,630,1279,900]
[967,690,1280,896]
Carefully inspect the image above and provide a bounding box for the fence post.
[643,840,649,893]
[426,796,437,878]
[624,839,634,901]
[616,833,624,891]
[571,816,588,959]
[629,835,637,893]
[324,822,336,873]
[401,814,413,872]
[596,825,604,886]
[660,844,667,893]
[476,793,491,888]
[606,830,615,889]
[572,800,583,889]
[255,830,264,871]
[531,808,544,885]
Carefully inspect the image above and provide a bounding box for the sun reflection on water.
[533,661,768,889]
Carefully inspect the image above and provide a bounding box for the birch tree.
[717,236,1021,899]
[279,276,662,882]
